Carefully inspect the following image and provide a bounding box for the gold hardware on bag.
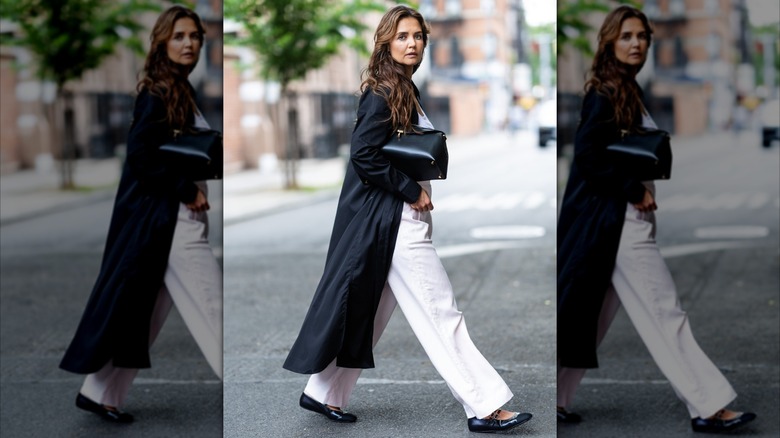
[397,129,404,139]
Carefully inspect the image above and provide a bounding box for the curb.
[0,188,117,228]
[222,188,341,227]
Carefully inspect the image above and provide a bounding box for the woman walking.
[283,5,532,434]
[60,5,222,423]
[556,5,755,433]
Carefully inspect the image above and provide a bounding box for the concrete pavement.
[1,130,778,437]
[0,131,528,227]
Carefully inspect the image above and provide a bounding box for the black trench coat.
[283,87,423,374]
[557,88,647,369]
[60,89,199,373]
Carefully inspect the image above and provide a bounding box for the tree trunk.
[58,87,76,190]
[283,88,300,189]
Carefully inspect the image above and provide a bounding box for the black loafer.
[75,393,134,423]
[557,406,582,423]
[299,392,357,423]
[468,411,532,433]
[691,411,756,433]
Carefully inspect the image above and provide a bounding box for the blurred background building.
[0,0,223,175]
[557,0,779,149]
[223,0,556,173]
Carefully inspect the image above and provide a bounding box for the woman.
[556,5,755,433]
[59,5,222,423]
[283,5,532,434]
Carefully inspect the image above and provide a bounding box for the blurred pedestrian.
[283,5,532,434]
[59,5,222,423]
[556,5,755,433]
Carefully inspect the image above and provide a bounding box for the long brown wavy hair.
[584,5,653,130]
[136,5,205,132]
[361,5,430,132]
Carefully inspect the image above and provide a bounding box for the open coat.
[60,89,199,373]
[283,87,423,374]
[557,88,647,369]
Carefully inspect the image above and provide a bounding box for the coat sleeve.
[573,90,646,203]
[126,91,199,204]
[350,89,422,204]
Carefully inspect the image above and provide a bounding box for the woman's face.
[389,17,424,76]
[614,17,649,66]
[166,17,202,67]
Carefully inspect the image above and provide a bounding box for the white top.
[417,109,434,129]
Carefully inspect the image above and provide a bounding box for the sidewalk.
[0,156,345,227]
[0,158,122,226]
[0,131,521,227]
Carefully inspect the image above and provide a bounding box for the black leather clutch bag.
[606,128,672,180]
[160,128,223,180]
[381,126,448,181]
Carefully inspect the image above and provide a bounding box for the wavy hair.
[136,5,205,132]
[361,5,430,132]
[584,5,653,130]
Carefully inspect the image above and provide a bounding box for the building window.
[645,0,660,18]
[450,37,463,67]
[705,0,720,15]
[707,32,721,60]
[445,0,461,17]
[420,0,437,19]
[669,0,686,16]
[673,36,688,67]
[481,0,495,15]
[483,32,497,60]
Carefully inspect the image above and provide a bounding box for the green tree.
[1,0,162,189]
[224,0,389,189]
[557,0,641,57]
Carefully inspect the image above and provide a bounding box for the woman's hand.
[632,189,657,212]
[410,189,433,212]
[185,189,210,212]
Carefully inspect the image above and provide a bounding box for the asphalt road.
[222,131,559,437]
[557,131,780,437]
[0,181,223,438]
[1,129,777,438]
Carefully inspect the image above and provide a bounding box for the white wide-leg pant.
[305,201,513,419]
[80,202,223,407]
[558,203,736,419]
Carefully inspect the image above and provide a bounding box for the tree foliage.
[557,0,641,57]
[224,0,388,89]
[0,0,164,188]
[0,0,162,88]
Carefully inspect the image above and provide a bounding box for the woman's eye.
[415,34,422,40]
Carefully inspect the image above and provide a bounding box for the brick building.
[223,1,527,171]
[0,0,223,173]
[557,0,752,140]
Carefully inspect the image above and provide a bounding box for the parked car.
[537,98,557,147]
[760,98,779,148]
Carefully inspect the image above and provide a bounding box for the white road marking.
[436,241,532,258]
[660,241,759,258]
[470,225,546,239]
[693,225,770,239]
